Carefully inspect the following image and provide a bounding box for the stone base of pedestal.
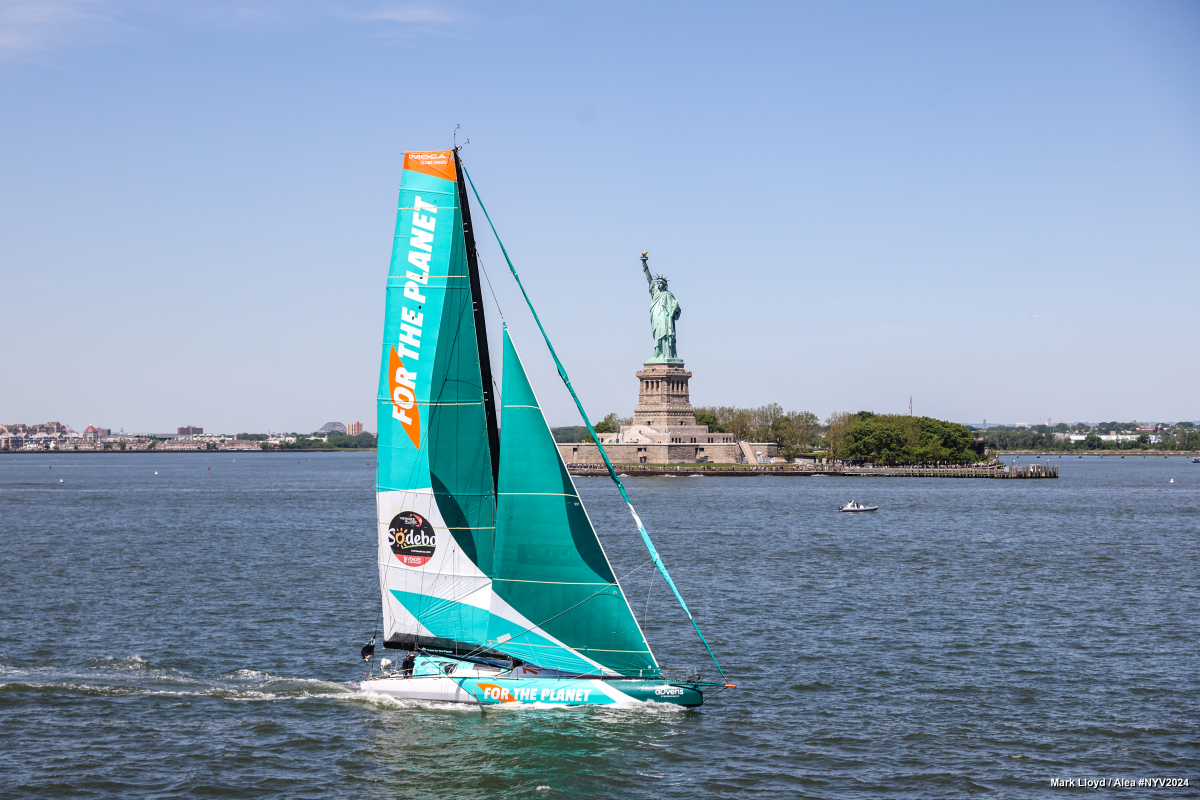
[632,361,696,428]
[555,441,780,466]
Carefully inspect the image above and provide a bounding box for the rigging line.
[475,251,506,322]
[642,572,654,634]
[459,163,726,681]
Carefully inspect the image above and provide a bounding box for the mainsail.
[376,150,658,677]
[377,149,495,652]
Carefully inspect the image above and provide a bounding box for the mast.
[454,147,500,493]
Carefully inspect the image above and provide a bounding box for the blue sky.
[2,1,1197,433]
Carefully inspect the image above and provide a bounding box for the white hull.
[362,675,491,704]
[360,675,641,706]
[358,656,706,707]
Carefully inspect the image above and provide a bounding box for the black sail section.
[454,148,501,494]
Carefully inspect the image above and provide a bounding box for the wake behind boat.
[358,148,730,709]
[839,501,878,512]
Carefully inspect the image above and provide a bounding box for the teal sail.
[491,328,659,676]
[376,150,497,653]
[375,150,661,678]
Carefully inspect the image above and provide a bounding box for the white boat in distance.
[839,501,878,513]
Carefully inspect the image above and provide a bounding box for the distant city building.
[2,422,123,450]
[346,421,363,436]
[84,425,111,441]
[177,426,203,435]
[319,422,347,435]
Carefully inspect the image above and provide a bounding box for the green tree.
[750,404,784,442]
[834,413,979,465]
[693,409,725,433]
[791,411,820,448]
[724,409,753,441]
[770,410,820,458]
[592,413,620,433]
[823,411,855,455]
[551,426,590,443]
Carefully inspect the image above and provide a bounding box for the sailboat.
[360,148,730,708]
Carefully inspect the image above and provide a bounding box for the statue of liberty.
[641,251,681,362]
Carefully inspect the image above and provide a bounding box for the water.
[1,452,1196,798]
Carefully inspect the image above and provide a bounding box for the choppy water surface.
[1,453,1197,799]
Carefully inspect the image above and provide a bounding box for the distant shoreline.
[0,449,377,455]
[995,450,1199,457]
[4,448,1196,458]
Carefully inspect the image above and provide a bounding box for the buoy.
[208,467,211,470]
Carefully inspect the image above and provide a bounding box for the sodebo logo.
[388,511,436,567]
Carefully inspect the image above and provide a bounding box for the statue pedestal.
[633,362,696,428]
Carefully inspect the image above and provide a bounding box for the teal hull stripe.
[460,678,703,706]
[461,164,726,681]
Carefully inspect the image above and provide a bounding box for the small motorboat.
[839,501,878,513]
[1192,458,1200,464]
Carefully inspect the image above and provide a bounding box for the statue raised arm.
[638,251,681,362]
